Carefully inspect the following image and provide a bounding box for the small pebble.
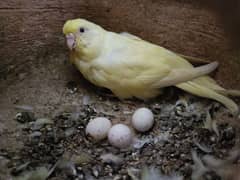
[15,112,35,123]
[29,131,42,138]
[71,152,92,165]
[92,167,99,177]
[100,153,123,165]
[64,127,76,137]
[82,95,91,105]
[30,118,53,130]
[14,105,33,111]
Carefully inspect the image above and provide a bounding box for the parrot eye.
[79,27,85,33]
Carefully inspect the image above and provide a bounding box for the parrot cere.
[63,18,240,115]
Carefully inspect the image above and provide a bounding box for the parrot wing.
[151,62,218,88]
[176,54,211,64]
[117,33,239,114]
[120,32,211,64]
[93,32,218,90]
[119,32,143,41]
[92,52,171,87]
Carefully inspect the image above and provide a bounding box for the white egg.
[85,117,112,140]
[108,124,133,148]
[132,107,154,132]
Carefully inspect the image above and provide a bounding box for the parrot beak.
[66,33,76,50]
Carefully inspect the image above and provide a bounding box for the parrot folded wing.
[94,54,218,89]
[152,61,218,88]
[120,32,211,64]
[97,32,218,90]
[119,32,142,41]
[215,89,240,96]
[176,53,211,64]
[93,52,218,99]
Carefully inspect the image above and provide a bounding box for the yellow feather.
[63,18,239,115]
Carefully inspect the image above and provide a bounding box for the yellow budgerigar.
[63,18,239,115]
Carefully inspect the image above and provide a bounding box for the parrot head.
[63,18,105,60]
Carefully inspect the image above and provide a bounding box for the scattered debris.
[15,112,35,123]
[14,105,34,112]
[2,94,239,179]
[66,81,78,94]
[29,118,53,130]
[193,139,212,153]
[203,111,220,137]
[191,151,208,180]
[82,95,91,105]
[133,131,170,149]
[13,167,49,180]
[127,167,139,180]
[100,153,124,165]
[71,152,93,165]
[191,148,240,180]
[141,167,183,180]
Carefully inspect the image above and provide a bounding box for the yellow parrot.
[63,18,239,115]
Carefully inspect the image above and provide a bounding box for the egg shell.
[86,117,112,140]
[108,124,133,149]
[132,107,154,132]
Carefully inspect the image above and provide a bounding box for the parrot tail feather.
[177,53,211,64]
[153,61,219,88]
[176,82,239,116]
[216,89,240,97]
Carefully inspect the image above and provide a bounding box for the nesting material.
[132,107,154,132]
[85,117,112,140]
[108,124,133,149]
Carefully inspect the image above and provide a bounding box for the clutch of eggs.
[85,107,154,148]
